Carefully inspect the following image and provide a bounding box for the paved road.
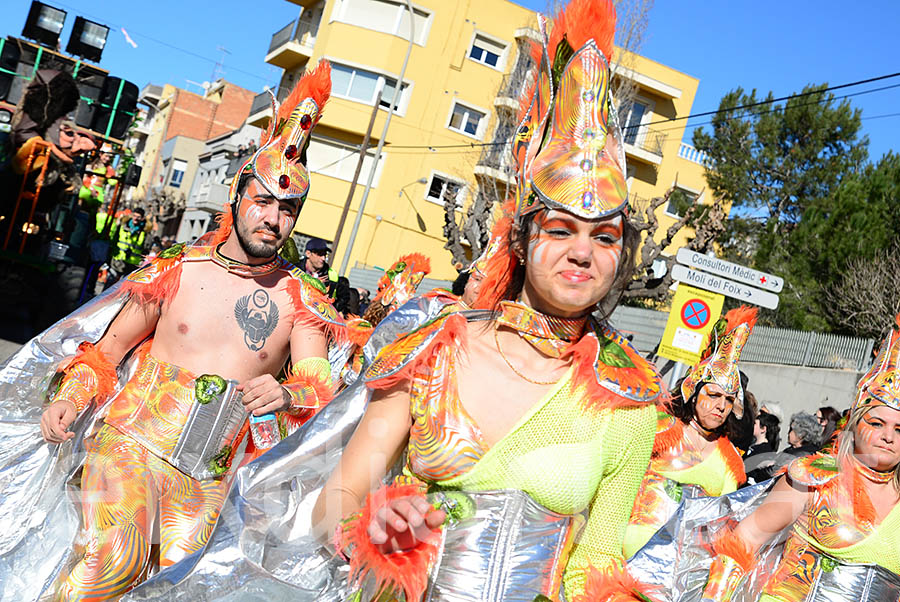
[0,340,21,364]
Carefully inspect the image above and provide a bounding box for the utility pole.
[337,0,416,276]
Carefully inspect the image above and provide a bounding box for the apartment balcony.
[247,91,274,128]
[623,126,665,166]
[678,142,710,166]
[474,142,515,186]
[189,182,232,214]
[265,18,317,70]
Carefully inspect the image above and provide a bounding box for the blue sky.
[6,0,899,161]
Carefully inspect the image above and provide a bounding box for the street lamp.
[399,178,427,232]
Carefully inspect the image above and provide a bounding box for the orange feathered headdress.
[854,313,900,412]
[513,0,627,221]
[681,306,758,419]
[227,59,331,205]
[374,253,431,311]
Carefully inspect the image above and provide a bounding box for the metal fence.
[609,305,874,372]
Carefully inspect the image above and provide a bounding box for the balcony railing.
[678,142,710,166]
[250,91,273,115]
[623,125,665,163]
[266,18,317,68]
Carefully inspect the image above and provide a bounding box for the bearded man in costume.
[0,60,343,602]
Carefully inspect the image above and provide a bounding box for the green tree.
[693,84,869,330]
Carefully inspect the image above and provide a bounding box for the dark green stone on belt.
[195,374,226,404]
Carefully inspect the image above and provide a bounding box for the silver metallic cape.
[0,286,129,602]
[628,477,900,601]
[125,295,452,601]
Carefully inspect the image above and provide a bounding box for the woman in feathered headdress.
[624,306,757,560]
[312,1,665,600]
[697,315,900,601]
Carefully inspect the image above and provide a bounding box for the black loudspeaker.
[91,77,138,140]
[123,163,142,187]
[74,80,101,128]
[0,40,21,101]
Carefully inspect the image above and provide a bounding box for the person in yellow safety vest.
[95,206,119,239]
[112,207,147,272]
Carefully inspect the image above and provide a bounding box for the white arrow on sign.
[675,248,783,293]
[671,264,779,310]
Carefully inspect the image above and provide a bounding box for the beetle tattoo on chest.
[234,289,279,351]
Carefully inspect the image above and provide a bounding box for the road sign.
[681,298,711,329]
[675,248,783,293]
[658,283,724,365]
[671,264,780,310]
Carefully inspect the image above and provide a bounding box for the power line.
[381,74,900,151]
[46,0,278,86]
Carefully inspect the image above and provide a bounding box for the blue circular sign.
[681,299,710,330]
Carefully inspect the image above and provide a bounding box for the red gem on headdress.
[279,174,290,189]
[299,114,312,130]
[284,144,297,159]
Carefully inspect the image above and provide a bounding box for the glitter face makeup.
[694,383,735,431]
[519,209,623,318]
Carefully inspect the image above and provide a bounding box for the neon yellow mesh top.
[405,344,657,600]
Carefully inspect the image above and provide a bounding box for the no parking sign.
[658,283,724,365]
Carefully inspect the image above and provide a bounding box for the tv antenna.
[212,46,231,81]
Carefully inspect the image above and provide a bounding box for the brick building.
[133,79,256,203]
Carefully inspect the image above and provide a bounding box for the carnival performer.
[340,253,432,384]
[26,61,343,601]
[624,307,757,560]
[308,2,665,600]
[699,315,900,602]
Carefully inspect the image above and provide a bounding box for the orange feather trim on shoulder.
[285,278,348,346]
[366,312,468,391]
[209,204,233,247]
[651,412,684,457]
[717,437,747,486]
[342,482,442,602]
[346,317,374,348]
[63,341,118,401]
[546,0,616,64]
[572,562,662,602]
[472,202,517,310]
[709,528,755,572]
[564,334,657,413]
[119,258,184,307]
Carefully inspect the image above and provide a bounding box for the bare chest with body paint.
[149,261,296,382]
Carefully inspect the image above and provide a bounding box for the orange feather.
[285,278,348,345]
[343,482,442,602]
[573,562,662,602]
[709,528,754,572]
[208,204,233,247]
[717,437,747,486]
[723,305,758,333]
[472,201,517,310]
[64,342,118,401]
[276,59,332,132]
[547,0,617,65]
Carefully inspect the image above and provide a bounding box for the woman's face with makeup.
[520,209,624,318]
[854,405,900,472]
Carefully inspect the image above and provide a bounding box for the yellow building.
[249,0,713,280]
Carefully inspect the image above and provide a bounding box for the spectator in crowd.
[783,411,823,457]
[357,288,371,315]
[298,237,351,314]
[345,287,360,317]
[746,409,780,459]
[743,410,783,485]
[816,405,841,447]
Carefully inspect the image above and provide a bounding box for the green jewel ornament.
[298,271,327,294]
[534,596,553,602]
[208,445,232,476]
[664,478,683,503]
[435,490,475,523]
[385,261,407,281]
[810,455,839,474]
[158,243,185,260]
[195,374,226,405]
[279,237,302,266]
[597,333,635,369]
[819,555,838,573]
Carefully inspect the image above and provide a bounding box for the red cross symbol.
[760,276,767,285]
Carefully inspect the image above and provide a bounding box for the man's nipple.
[177,323,189,335]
